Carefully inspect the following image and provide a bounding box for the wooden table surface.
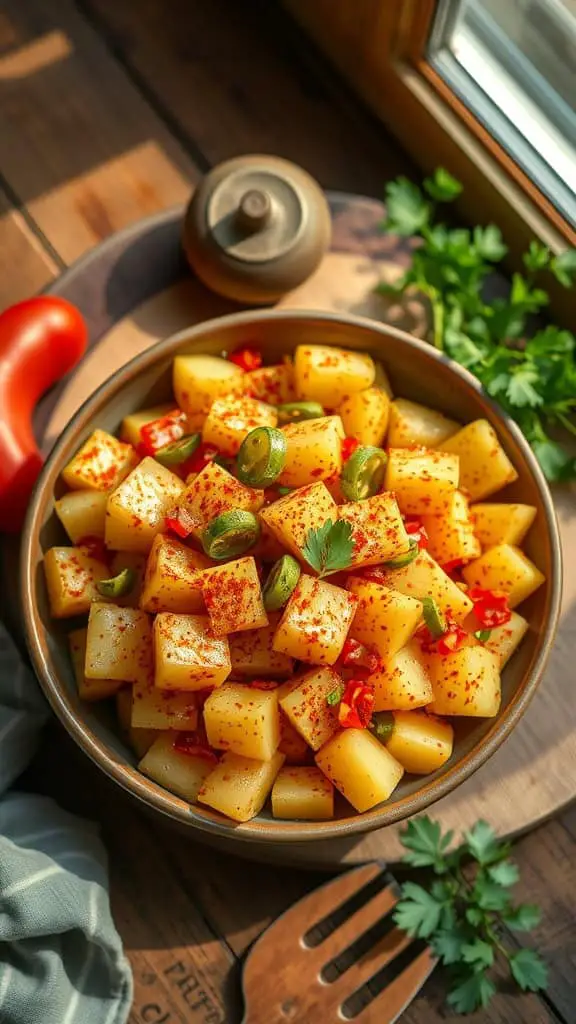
[2,2,574,1021]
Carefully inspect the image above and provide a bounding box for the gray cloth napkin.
[0,623,133,1024]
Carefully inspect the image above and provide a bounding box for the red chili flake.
[341,437,361,463]
[441,558,467,576]
[338,680,375,729]
[165,506,196,538]
[418,622,468,655]
[228,346,262,372]
[173,732,218,763]
[139,410,186,455]
[339,638,381,676]
[404,518,429,550]
[182,443,221,475]
[468,587,512,628]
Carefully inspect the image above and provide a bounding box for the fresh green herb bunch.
[378,168,576,481]
[394,816,547,1013]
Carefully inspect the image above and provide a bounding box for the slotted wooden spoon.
[241,862,436,1023]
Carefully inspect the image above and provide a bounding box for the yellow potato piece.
[421,490,480,567]
[316,729,404,812]
[115,688,157,758]
[337,388,390,447]
[62,429,139,492]
[260,482,336,563]
[139,534,213,614]
[139,732,214,803]
[278,711,311,764]
[471,503,537,548]
[173,354,244,417]
[427,646,501,717]
[44,546,108,619]
[130,676,198,731]
[386,711,454,774]
[85,604,152,682]
[244,363,296,404]
[272,767,334,820]
[54,490,108,544]
[229,615,293,679]
[385,448,459,515]
[371,641,433,711]
[273,575,357,666]
[278,666,342,751]
[200,556,268,636]
[120,403,178,447]
[204,682,280,761]
[294,344,375,406]
[440,420,518,501]
[380,549,474,623]
[278,415,345,489]
[202,394,277,456]
[105,457,184,553]
[178,461,264,536]
[347,579,422,662]
[462,544,545,609]
[481,611,529,667]
[338,492,410,568]
[387,398,459,448]
[198,750,285,822]
[153,613,231,691]
[68,628,121,702]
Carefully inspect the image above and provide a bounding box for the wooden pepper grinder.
[182,154,332,304]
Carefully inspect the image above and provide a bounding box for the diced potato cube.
[347,580,422,662]
[462,544,545,608]
[139,534,212,614]
[243,363,296,404]
[55,490,108,543]
[178,461,264,535]
[279,667,341,750]
[421,491,481,568]
[115,688,157,758]
[108,551,147,608]
[279,711,311,764]
[198,750,285,822]
[154,613,231,691]
[471,503,537,548]
[337,388,390,447]
[387,398,459,448]
[338,493,410,567]
[85,604,152,682]
[131,675,198,730]
[427,646,501,717]
[279,416,344,488]
[139,732,214,803]
[120,403,177,447]
[440,420,518,500]
[44,546,109,619]
[385,448,459,515]
[272,767,334,820]
[481,611,529,667]
[105,457,184,553]
[68,628,121,701]
[386,711,454,774]
[260,482,336,562]
[200,557,267,636]
[173,354,245,418]
[316,729,404,812]
[373,360,393,397]
[371,641,433,711]
[202,394,277,456]
[294,344,375,406]
[204,682,280,760]
[380,549,474,623]
[273,576,357,665]
[62,429,139,492]
[229,615,293,678]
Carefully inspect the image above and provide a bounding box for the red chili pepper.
[181,442,221,476]
[165,506,197,539]
[356,567,389,586]
[139,409,186,456]
[404,518,429,550]
[341,437,361,462]
[338,679,375,729]
[173,732,218,763]
[340,638,381,676]
[228,346,262,372]
[468,587,512,628]
[418,622,468,655]
[0,296,88,532]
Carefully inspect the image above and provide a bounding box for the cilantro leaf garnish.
[301,519,354,577]
[379,169,576,480]
[393,815,547,1013]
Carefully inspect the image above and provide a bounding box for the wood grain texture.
[0,0,197,263]
[82,0,415,194]
[0,187,57,308]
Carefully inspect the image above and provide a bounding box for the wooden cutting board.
[36,194,576,866]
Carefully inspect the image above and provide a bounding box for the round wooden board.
[39,197,576,866]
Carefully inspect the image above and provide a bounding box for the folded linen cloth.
[0,623,133,1024]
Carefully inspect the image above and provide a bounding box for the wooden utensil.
[241,862,436,1022]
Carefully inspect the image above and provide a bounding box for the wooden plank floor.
[2,2,574,1021]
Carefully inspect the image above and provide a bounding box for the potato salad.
[45,343,545,823]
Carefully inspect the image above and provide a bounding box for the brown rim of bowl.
[20,308,563,844]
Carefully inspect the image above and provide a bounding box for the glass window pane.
[428,0,576,226]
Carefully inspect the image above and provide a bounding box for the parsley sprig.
[301,519,355,577]
[378,168,576,481]
[394,816,547,1013]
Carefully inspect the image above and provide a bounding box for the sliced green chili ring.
[236,427,287,487]
[201,509,260,560]
[276,401,324,425]
[96,568,137,599]
[326,685,344,707]
[474,629,492,642]
[369,711,394,744]
[383,539,419,570]
[154,433,201,466]
[276,486,293,496]
[262,554,301,612]
[421,596,447,638]
[340,446,388,502]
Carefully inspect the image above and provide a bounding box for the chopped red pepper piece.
[173,732,218,763]
[468,587,512,628]
[417,621,468,655]
[165,506,197,539]
[139,409,186,455]
[404,518,429,550]
[341,437,361,463]
[181,442,221,476]
[228,346,262,372]
[338,679,375,729]
[340,638,381,676]
[355,566,389,587]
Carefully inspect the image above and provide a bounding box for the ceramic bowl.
[21,309,562,848]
